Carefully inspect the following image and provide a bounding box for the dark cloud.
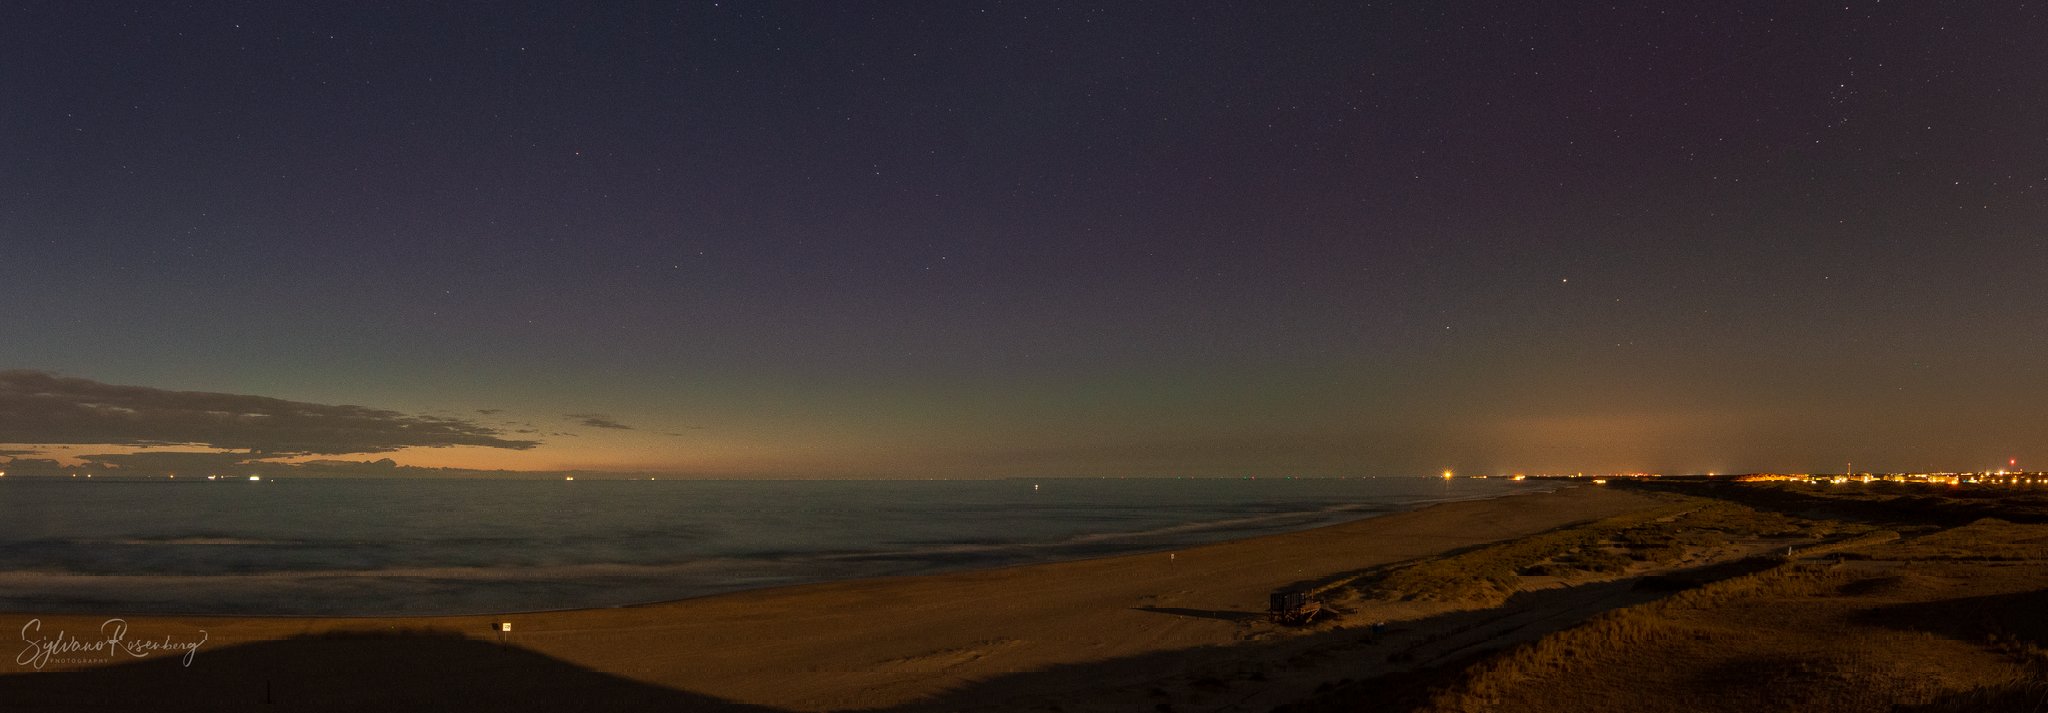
[566,413,633,430]
[0,370,541,455]
[76,451,262,474]
[267,458,528,478]
[476,408,503,415]
[0,458,66,476]
[0,448,40,457]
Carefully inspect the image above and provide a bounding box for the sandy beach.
[0,485,1665,711]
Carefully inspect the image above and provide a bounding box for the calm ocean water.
[0,477,1549,615]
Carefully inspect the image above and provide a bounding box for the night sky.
[3,2,2045,478]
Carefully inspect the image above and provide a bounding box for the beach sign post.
[494,621,512,644]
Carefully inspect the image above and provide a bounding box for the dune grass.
[1399,492,2042,713]
[1880,518,2048,561]
[1352,498,1822,607]
[1413,560,1999,712]
[1270,483,2048,713]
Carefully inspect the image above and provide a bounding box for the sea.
[0,476,1550,616]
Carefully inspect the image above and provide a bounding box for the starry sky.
[3,1,2044,478]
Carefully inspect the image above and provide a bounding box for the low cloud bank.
[0,370,541,455]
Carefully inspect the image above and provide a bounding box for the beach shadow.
[1857,586,2048,646]
[1132,605,1264,623]
[1892,681,2048,712]
[0,628,778,712]
[1631,555,1782,592]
